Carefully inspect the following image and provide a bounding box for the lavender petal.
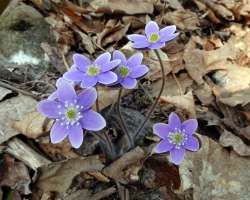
[77,87,97,110]
[185,136,199,151]
[129,64,149,78]
[73,54,91,72]
[98,71,117,85]
[127,53,143,67]
[121,77,137,89]
[159,25,176,41]
[127,34,150,48]
[63,70,85,82]
[101,59,121,72]
[57,79,77,103]
[94,52,111,66]
[80,110,106,131]
[153,123,171,139]
[181,119,198,135]
[168,112,182,131]
[154,140,174,153]
[145,21,159,37]
[160,32,179,43]
[50,122,68,143]
[37,100,62,119]
[170,148,185,165]
[68,124,84,148]
[81,75,98,88]
[113,50,127,65]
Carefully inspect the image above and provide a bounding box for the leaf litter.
[0,0,250,199]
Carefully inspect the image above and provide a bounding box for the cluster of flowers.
[37,21,199,165]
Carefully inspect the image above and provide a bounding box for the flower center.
[87,65,100,76]
[66,109,77,120]
[168,130,187,148]
[118,66,129,78]
[149,33,159,43]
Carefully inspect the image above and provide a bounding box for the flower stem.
[134,49,166,139]
[117,88,134,149]
[96,86,116,159]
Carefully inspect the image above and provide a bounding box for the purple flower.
[111,50,149,89]
[63,52,120,88]
[153,112,199,165]
[48,78,76,100]
[37,80,106,148]
[127,21,178,49]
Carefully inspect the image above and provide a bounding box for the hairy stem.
[134,49,166,139]
[117,88,134,149]
[96,86,116,159]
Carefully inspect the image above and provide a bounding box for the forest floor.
[0,0,250,200]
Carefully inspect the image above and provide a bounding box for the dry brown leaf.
[12,111,53,139]
[219,129,250,156]
[160,91,196,118]
[36,156,104,193]
[38,138,78,161]
[163,10,200,31]
[194,82,215,105]
[103,147,146,184]
[0,154,31,195]
[179,135,250,200]
[0,95,37,144]
[152,73,193,98]
[212,65,250,106]
[90,0,154,15]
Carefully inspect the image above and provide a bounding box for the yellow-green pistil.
[149,33,160,43]
[118,66,129,78]
[169,132,184,145]
[87,65,100,76]
[66,109,77,120]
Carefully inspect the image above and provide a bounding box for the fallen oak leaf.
[11,111,53,139]
[0,154,31,195]
[160,91,196,118]
[35,155,104,194]
[219,129,250,156]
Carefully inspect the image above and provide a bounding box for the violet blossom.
[112,50,149,89]
[153,112,199,165]
[37,80,106,148]
[63,52,120,88]
[127,21,178,49]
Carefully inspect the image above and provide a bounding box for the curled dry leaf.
[103,147,146,184]
[219,129,250,156]
[212,65,250,106]
[90,0,154,15]
[160,91,196,118]
[163,10,200,31]
[0,95,37,144]
[0,154,31,195]
[36,155,104,194]
[179,135,250,200]
[12,111,53,139]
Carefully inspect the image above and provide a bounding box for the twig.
[0,80,40,100]
[117,88,134,149]
[134,49,166,139]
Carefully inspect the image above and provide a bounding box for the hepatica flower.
[153,112,199,165]
[127,21,178,49]
[112,50,149,89]
[37,81,106,148]
[63,52,120,88]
